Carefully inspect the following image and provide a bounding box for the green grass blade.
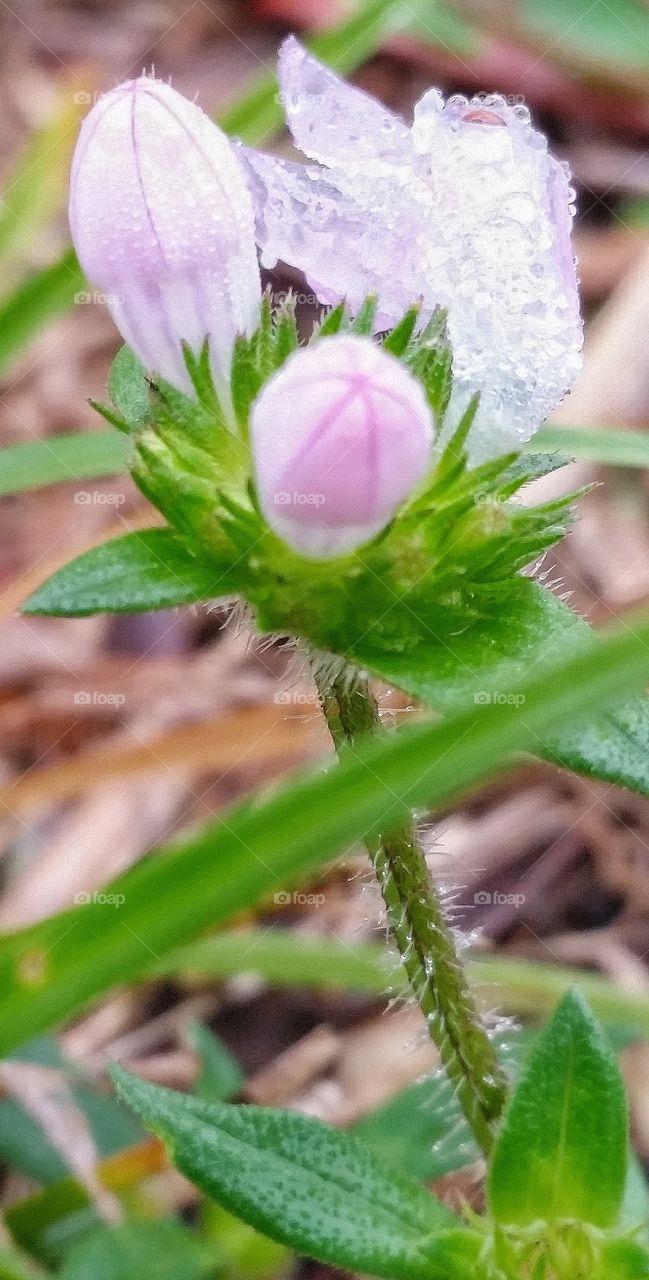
[533,424,649,469]
[0,605,649,1053]
[221,0,431,143]
[0,96,78,278]
[0,248,84,380]
[3,422,649,502]
[0,430,129,495]
[159,929,649,1039]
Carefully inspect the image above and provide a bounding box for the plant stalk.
[311,654,509,1156]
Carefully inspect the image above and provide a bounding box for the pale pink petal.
[249,45,583,461]
[278,35,413,168]
[70,77,261,399]
[251,334,434,559]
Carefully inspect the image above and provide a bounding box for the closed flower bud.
[69,76,261,401]
[251,335,434,559]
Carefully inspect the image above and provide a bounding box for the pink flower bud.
[69,77,261,400]
[250,335,434,559]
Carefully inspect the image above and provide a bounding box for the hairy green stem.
[311,654,509,1156]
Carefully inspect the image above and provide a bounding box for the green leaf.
[0,248,85,379]
[7,1180,102,1267]
[112,1067,463,1280]
[58,1220,218,1280]
[23,529,241,617]
[353,577,649,798]
[488,990,627,1228]
[0,1036,142,1185]
[355,1074,477,1182]
[0,431,129,496]
[503,450,571,486]
[2,604,649,1056]
[108,346,150,429]
[355,1029,531,1183]
[188,1022,244,1103]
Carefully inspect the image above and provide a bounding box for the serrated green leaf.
[488,991,627,1228]
[112,1067,463,1280]
[108,346,150,429]
[58,1220,218,1280]
[407,327,453,425]
[23,529,240,617]
[353,577,649,798]
[502,450,572,488]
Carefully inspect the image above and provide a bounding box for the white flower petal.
[278,35,414,169]
[250,46,583,461]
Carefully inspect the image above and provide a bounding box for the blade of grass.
[0,604,649,1054]
[0,248,84,381]
[159,929,649,1039]
[3,422,649,502]
[0,430,129,496]
[221,0,431,142]
[532,424,649,469]
[0,92,79,280]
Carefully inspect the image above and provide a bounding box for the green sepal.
[351,294,378,334]
[107,344,150,430]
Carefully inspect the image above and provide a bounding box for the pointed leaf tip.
[488,988,627,1229]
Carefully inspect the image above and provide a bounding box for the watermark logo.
[274,690,319,707]
[73,690,126,707]
[74,890,125,907]
[74,490,126,507]
[73,90,105,106]
[273,288,320,308]
[274,491,326,509]
[473,890,526,908]
[274,890,326,908]
[74,290,124,306]
[474,691,525,707]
